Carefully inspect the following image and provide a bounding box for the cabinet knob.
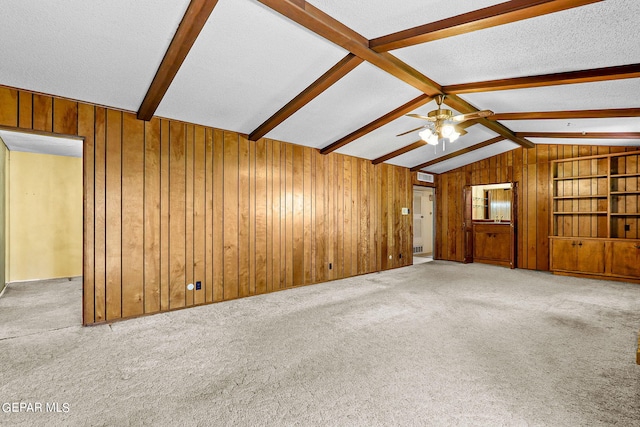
[578,242,583,247]
[635,244,640,249]
[572,242,576,247]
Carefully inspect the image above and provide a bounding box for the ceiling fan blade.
[406,113,437,122]
[451,110,494,122]
[396,126,425,137]
[457,127,468,137]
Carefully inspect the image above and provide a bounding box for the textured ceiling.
[393,0,640,85]
[305,0,505,39]
[156,0,346,132]
[0,0,190,111]
[0,0,638,174]
[267,62,422,149]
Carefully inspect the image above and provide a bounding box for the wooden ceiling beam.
[257,0,442,96]
[137,0,220,121]
[320,94,432,154]
[491,108,640,121]
[444,63,640,94]
[249,54,363,141]
[445,95,535,148]
[410,136,506,172]
[515,132,640,139]
[258,0,533,153]
[372,140,427,165]
[370,0,602,52]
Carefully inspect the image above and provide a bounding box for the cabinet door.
[611,241,640,277]
[551,239,577,271]
[576,240,606,274]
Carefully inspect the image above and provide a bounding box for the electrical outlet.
[389,255,393,260]
[196,281,201,290]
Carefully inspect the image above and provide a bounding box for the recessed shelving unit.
[549,150,640,283]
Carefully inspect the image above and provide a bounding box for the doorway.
[0,128,83,338]
[463,182,518,268]
[413,186,434,263]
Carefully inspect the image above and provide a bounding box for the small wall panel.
[223,131,239,300]
[18,92,32,129]
[185,125,194,307]
[32,94,53,132]
[212,129,224,302]
[143,118,161,314]
[105,109,122,320]
[238,135,250,298]
[169,122,186,309]
[121,113,145,318]
[160,120,171,311]
[204,129,214,302]
[0,88,18,127]
[79,103,95,324]
[93,107,107,322]
[193,126,206,305]
[53,98,78,135]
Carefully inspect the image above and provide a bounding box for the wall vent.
[417,172,434,183]
[413,246,423,254]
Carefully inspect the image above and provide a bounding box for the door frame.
[412,185,435,258]
[463,181,519,268]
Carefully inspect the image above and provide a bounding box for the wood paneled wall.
[436,145,639,270]
[0,87,413,325]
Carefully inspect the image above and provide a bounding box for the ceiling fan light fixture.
[419,128,438,145]
[441,124,455,138]
[449,129,461,142]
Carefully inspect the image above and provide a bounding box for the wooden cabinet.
[550,238,605,275]
[611,241,640,277]
[550,150,640,283]
[473,222,511,267]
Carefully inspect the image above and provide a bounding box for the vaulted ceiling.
[1,0,639,173]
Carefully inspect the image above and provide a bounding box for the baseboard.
[8,275,82,285]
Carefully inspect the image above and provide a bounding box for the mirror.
[471,183,512,221]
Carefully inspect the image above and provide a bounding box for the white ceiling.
[0,0,638,173]
[0,0,190,112]
[0,130,83,158]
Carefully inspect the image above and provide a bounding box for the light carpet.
[1,262,639,426]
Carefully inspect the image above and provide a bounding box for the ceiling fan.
[397,95,493,146]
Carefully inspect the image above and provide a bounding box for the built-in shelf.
[553,211,607,215]
[553,174,607,181]
[551,150,640,282]
[553,195,607,199]
[611,173,640,178]
[551,150,640,237]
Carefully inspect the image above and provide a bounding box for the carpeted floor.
[1,262,639,426]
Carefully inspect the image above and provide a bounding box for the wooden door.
[575,240,606,274]
[611,241,640,277]
[550,239,577,271]
[463,185,473,263]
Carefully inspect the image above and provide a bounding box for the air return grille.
[416,172,434,183]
